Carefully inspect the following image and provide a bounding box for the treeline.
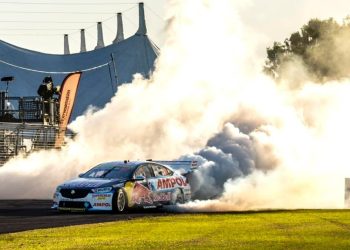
[264,17,350,83]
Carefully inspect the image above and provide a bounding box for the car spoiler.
[152,160,198,175]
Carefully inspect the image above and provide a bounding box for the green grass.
[1,210,350,249]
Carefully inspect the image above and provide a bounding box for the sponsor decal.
[59,207,86,212]
[61,90,71,122]
[66,182,100,188]
[148,181,157,191]
[132,183,172,205]
[55,72,81,148]
[93,202,111,207]
[143,206,157,209]
[157,177,188,189]
[92,194,112,200]
[60,198,84,202]
[132,182,153,205]
[152,192,171,202]
[92,194,111,197]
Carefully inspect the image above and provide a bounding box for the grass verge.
[1,210,350,249]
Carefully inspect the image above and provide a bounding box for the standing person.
[37,76,54,99]
[37,76,60,124]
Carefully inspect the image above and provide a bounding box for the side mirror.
[133,175,145,181]
[78,173,84,178]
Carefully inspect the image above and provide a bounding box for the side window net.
[152,164,172,177]
[134,165,152,178]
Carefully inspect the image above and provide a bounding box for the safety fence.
[0,94,60,125]
[0,122,74,165]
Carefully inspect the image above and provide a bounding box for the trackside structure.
[0,2,158,122]
[0,3,158,164]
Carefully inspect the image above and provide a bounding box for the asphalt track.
[0,200,171,234]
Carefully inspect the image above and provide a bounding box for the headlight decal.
[91,187,113,193]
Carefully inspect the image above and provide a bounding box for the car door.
[147,164,174,205]
[131,164,154,206]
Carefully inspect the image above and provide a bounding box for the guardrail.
[0,95,59,125]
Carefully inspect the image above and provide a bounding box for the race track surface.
[0,200,171,234]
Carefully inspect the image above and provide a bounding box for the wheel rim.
[177,194,183,204]
[117,190,125,211]
[176,190,184,204]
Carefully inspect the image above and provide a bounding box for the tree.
[264,18,350,82]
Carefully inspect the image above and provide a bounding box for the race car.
[52,160,197,212]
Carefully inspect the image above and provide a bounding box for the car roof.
[91,161,176,175]
[95,161,167,168]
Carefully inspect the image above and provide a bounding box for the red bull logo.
[132,182,153,204]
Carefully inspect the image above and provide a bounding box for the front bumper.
[52,191,114,211]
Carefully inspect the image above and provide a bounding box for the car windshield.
[81,164,134,179]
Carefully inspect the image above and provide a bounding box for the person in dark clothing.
[37,76,58,99]
[37,76,60,124]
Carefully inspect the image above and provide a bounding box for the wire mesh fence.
[0,95,59,124]
[0,122,74,165]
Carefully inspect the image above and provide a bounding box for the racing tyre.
[113,188,128,213]
[172,189,184,205]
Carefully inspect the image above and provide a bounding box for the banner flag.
[55,72,82,148]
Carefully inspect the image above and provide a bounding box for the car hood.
[60,178,126,189]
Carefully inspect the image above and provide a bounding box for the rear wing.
[151,160,198,175]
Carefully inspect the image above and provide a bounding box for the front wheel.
[113,188,128,213]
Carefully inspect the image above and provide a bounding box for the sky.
[239,0,350,54]
[0,0,166,54]
[0,0,349,55]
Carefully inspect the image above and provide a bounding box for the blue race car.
[52,160,196,212]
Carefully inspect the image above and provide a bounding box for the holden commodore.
[52,160,196,212]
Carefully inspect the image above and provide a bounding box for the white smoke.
[0,0,349,211]
[184,79,350,210]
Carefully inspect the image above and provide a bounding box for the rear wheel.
[113,188,128,213]
[172,189,184,205]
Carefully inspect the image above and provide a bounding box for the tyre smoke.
[0,0,349,211]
